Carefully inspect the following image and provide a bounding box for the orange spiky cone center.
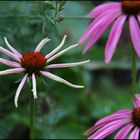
[122,0,140,14]
[21,52,47,74]
[132,107,140,127]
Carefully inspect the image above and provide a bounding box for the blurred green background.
[0,1,136,139]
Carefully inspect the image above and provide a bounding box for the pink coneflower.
[78,0,140,64]
[84,94,140,139]
[0,35,89,107]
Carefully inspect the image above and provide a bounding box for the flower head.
[0,35,89,107]
[84,94,140,139]
[78,0,140,63]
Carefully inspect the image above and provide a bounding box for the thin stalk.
[54,1,58,18]
[62,16,93,20]
[30,93,35,139]
[132,48,137,95]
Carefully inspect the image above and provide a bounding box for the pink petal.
[133,94,140,108]
[40,70,84,88]
[88,2,121,17]
[137,15,140,23]
[46,35,67,59]
[0,68,25,76]
[83,14,125,54]
[47,44,78,63]
[82,28,100,54]
[0,46,20,62]
[14,74,28,107]
[88,119,130,140]
[32,73,37,99]
[133,100,140,108]
[105,15,127,64]
[0,58,21,67]
[47,60,89,69]
[128,127,139,139]
[129,16,140,57]
[114,124,133,139]
[93,110,131,126]
[4,37,22,58]
[84,109,131,135]
[34,37,50,52]
[78,9,121,45]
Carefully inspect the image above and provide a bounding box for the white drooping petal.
[0,46,21,62]
[14,74,28,107]
[0,68,25,76]
[46,35,67,59]
[32,73,37,99]
[4,37,22,58]
[40,71,84,88]
[34,37,50,52]
[47,60,90,69]
[0,58,21,67]
[47,44,79,63]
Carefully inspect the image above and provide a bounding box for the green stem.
[62,16,93,20]
[54,1,58,18]
[132,48,137,95]
[30,93,35,139]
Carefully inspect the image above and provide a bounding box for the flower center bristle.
[21,52,47,74]
[122,0,140,15]
[132,107,140,127]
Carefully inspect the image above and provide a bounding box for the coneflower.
[78,0,140,63]
[84,94,140,139]
[0,35,89,107]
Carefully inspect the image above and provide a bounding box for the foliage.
[0,1,134,139]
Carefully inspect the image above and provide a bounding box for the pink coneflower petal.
[47,60,89,69]
[78,9,121,45]
[84,110,131,135]
[34,37,50,52]
[32,73,37,99]
[40,70,84,88]
[133,94,140,107]
[137,15,140,23]
[128,127,139,139]
[83,14,124,54]
[88,2,121,17]
[84,116,129,137]
[85,9,120,37]
[80,11,110,43]
[88,119,130,140]
[114,124,133,139]
[47,43,79,63]
[0,58,21,67]
[94,110,131,126]
[0,46,21,62]
[105,15,127,64]
[82,29,100,54]
[133,100,140,108]
[114,109,133,114]
[46,35,67,59]
[0,68,25,76]
[4,37,22,58]
[14,74,28,107]
[129,16,140,57]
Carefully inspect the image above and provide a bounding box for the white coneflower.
[0,35,89,107]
